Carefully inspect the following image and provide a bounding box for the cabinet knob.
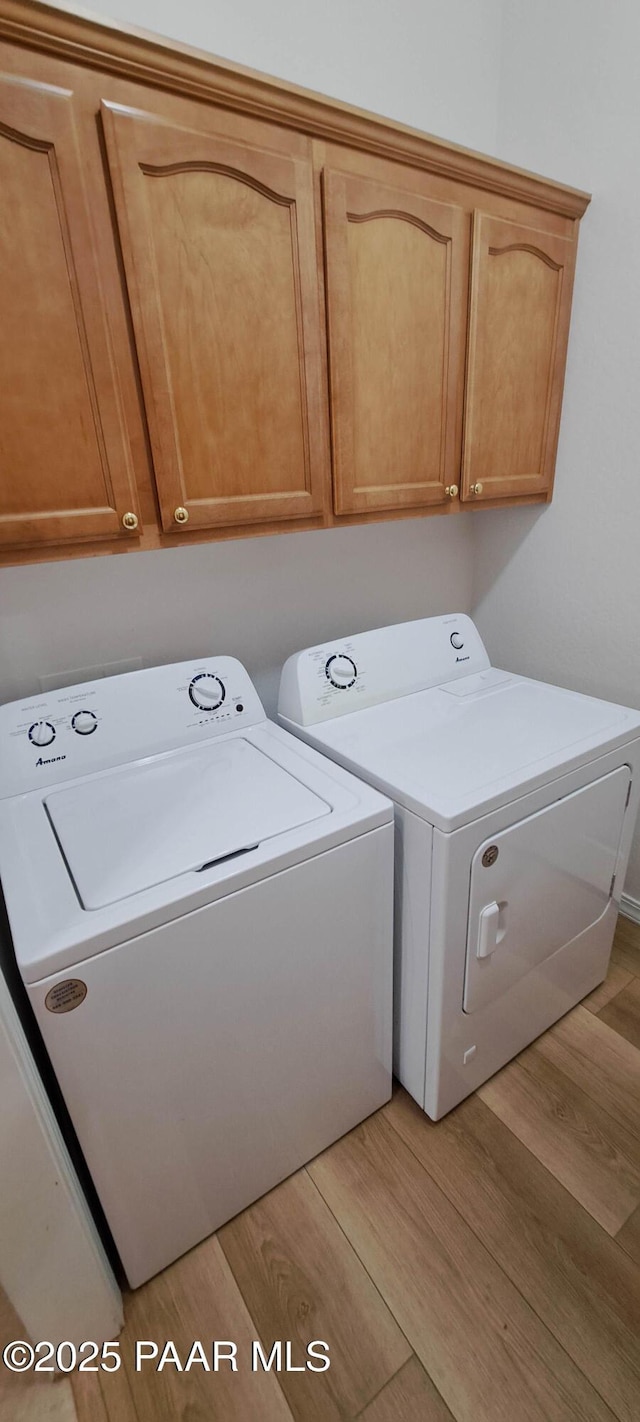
[470,482,484,496]
[445,484,459,499]
[174,506,189,525]
[121,511,139,531]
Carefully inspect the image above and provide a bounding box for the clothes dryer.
[279,615,640,1118]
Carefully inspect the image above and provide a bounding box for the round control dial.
[325,654,358,689]
[189,673,225,711]
[450,632,464,650]
[72,710,97,736]
[29,721,56,748]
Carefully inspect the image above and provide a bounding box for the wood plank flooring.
[599,976,640,1050]
[478,1047,640,1234]
[2,915,640,1422]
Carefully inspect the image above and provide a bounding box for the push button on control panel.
[28,721,56,748]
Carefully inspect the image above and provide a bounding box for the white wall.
[0,0,500,713]
[0,520,473,714]
[88,0,503,151]
[473,0,640,899]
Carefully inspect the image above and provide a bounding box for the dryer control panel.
[0,658,266,798]
[279,615,491,725]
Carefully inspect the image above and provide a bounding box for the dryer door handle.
[477,901,507,959]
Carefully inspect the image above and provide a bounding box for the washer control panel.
[0,657,265,798]
[279,614,491,726]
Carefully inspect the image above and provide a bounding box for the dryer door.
[463,765,630,1014]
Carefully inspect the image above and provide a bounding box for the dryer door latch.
[477,901,508,959]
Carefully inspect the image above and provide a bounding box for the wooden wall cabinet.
[462,213,577,504]
[102,103,327,534]
[0,73,140,550]
[323,169,467,515]
[0,3,590,564]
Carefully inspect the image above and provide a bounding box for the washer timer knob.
[450,632,464,650]
[189,673,225,711]
[325,654,358,689]
[28,720,56,748]
[72,710,97,735]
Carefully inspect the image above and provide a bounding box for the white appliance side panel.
[463,766,631,1014]
[0,969,122,1347]
[28,828,393,1288]
[392,806,432,1104]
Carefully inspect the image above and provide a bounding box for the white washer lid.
[45,738,331,909]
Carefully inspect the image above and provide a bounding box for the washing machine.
[279,614,640,1119]
[0,657,393,1286]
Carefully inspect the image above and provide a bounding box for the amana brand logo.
[35,754,66,767]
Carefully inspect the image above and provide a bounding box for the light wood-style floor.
[4,916,640,1422]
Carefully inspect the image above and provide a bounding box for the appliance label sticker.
[45,979,87,1013]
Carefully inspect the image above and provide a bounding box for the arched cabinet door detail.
[462,211,577,503]
[101,103,328,533]
[0,74,140,550]
[322,168,467,516]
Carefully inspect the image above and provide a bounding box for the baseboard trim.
[620,893,640,926]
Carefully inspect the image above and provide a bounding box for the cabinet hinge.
[609,872,616,897]
[625,780,632,810]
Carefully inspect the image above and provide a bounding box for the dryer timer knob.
[325,654,358,689]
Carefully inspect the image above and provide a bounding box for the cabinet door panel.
[102,103,327,532]
[323,169,467,515]
[462,212,576,502]
[0,75,140,549]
